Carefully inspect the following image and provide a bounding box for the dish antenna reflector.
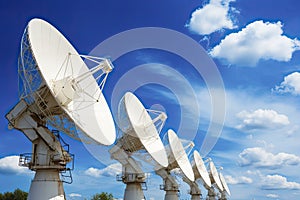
[182,150,211,200]
[192,150,211,188]
[205,160,224,200]
[156,129,195,200]
[6,18,115,200]
[109,92,168,200]
[219,172,231,199]
[209,161,223,191]
[20,18,116,145]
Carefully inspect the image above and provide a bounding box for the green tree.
[1,191,14,200]
[91,192,113,200]
[0,188,28,200]
[13,188,28,200]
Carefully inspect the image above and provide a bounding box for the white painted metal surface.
[192,150,211,187]
[28,170,64,200]
[209,161,224,191]
[28,18,116,145]
[167,129,194,182]
[219,172,231,196]
[121,92,168,167]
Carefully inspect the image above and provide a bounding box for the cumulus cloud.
[261,174,300,190]
[239,147,300,169]
[84,163,122,178]
[266,194,279,198]
[186,0,237,35]
[274,72,300,95]
[210,20,300,66]
[0,155,30,175]
[236,109,290,130]
[224,175,252,184]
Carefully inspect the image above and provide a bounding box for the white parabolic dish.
[168,129,194,182]
[209,161,224,191]
[123,92,168,168]
[27,18,116,145]
[193,150,211,187]
[219,172,231,196]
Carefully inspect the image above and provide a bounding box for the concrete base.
[124,183,145,200]
[28,170,65,200]
[191,194,201,200]
[165,191,178,200]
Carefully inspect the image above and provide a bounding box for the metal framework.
[18,28,80,141]
[6,99,73,200]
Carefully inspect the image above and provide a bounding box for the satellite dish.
[156,129,194,200]
[117,92,168,167]
[219,172,231,196]
[181,150,211,200]
[23,18,116,145]
[6,18,115,200]
[182,150,211,200]
[192,150,211,188]
[110,92,168,200]
[167,129,194,182]
[204,160,228,200]
[209,161,224,191]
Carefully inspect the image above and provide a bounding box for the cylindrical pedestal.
[207,196,216,200]
[207,187,217,200]
[165,191,178,200]
[28,170,65,200]
[219,192,227,200]
[124,183,145,200]
[191,194,201,200]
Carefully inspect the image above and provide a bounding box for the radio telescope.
[182,150,211,200]
[206,161,224,200]
[6,18,115,199]
[219,171,231,200]
[156,129,195,200]
[109,92,168,200]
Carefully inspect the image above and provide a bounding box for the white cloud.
[266,194,279,198]
[69,193,82,197]
[236,109,290,130]
[84,163,122,178]
[186,0,237,35]
[210,20,300,66]
[261,174,300,190]
[0,155,31,175]
[68,194,85,200]
[274,72,300,95]
[224,175,252,184]
[239,147,300,169]
[49,195,64,200]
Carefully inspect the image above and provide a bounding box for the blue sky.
[1,0,300,199]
